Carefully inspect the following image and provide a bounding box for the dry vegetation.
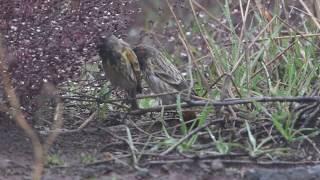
[1,0,320,179]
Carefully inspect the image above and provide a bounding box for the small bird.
[97,35,142,109]
[133,45,191,105]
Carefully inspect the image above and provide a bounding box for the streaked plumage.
[97,35,141,109]
[133,45,190,105]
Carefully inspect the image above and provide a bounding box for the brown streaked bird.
[133,45,191,105]
[97,35,142,109]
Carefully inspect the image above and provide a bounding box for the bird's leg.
[127,89,139,110]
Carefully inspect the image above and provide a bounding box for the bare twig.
[61,91,182,102]
[144,159,320,168]
[43,98,64,153]
[61,90,207,105]
[77,110,97,130]
[0,34,44,180]
[0,34,65,180]
[130,96,320,115]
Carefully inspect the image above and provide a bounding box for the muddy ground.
[0,114,240,180]
[2,112,320,180]
[2,0,320,179]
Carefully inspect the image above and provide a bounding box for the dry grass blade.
[166,0,210,91]
[231,16,277,74]
[299,0,320,30]
[191,0,233,33]
[161,118,223,155]
[251,40,297,78]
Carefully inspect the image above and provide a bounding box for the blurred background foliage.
[0,0,319,117]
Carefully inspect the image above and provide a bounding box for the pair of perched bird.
[97,35,191,109]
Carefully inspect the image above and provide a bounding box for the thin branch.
[77,110,97,130]
[43,99,64,153]
[144,159,320,168]
[130,96,320,115]
[0,34,44,180]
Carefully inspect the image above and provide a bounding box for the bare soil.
[2,112,320,180]
[0,115,241,180]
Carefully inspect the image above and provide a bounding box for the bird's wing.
[121,47,142,92]
[108,49,136,83]
[123,47,141,79]
[153,54,188,91]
